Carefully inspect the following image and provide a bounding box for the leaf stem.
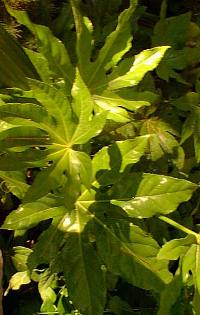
[158,215,198,238]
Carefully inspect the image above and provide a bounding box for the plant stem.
[158,215,198,238]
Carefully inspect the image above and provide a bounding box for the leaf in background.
[11,246,32,272]
[108,46,169,90]
[156,49,187,83]
[182,106,200,162]
[157,275,183,315]
[4,4,75,94]
[152,12,191,48]
[0,24,39,89]
[7,271,31,292]
[182,243,200,294]
[140,117,184,168]
[62,234,106,315]
[38,270,57,313]
[0,171,29,199]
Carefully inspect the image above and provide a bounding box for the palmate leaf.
[0,70,106,200]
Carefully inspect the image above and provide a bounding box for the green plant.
[1,0,200,314]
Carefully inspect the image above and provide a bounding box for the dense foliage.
[1,0,200,314]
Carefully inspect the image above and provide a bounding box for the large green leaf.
[95,220,171,292]
[108,46,169,90]
[112,174,197,218]
[62,234,106,315]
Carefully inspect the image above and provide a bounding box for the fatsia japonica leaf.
[62,234,106,315]
[93,91,151,123]
[0,171,29,199]
[7,271,31,292]
[108,46,170,90]
[92,135,149,179]
[87,0,137,90]
[38,270,57,313]
[182,105,200,163]
[182,243,200,294]
[70,0,93,78]
[2,197,66,230]
[112,173,197,218]
[71,70,107,145]
[140,117,184,168]
[158,235,200,296]
[95,220,172,292]
[0,125,50,150]
[0,24,39,89]
[4,3,75,94]
[157,275,183,315]
[27,218,64,270]
[11,246,32,272]
[157,235,195,261]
